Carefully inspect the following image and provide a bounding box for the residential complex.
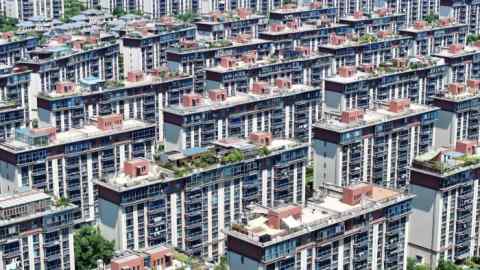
[0,34,38,66]
[409,141,480,267]
[226,183,414,270]
[441,0,480,34]
[313,100,438,188]
[269,3,337,24]
[0,189,76,270]
[433,43,480,83]
[339,9,407,35]
[97,136,308,259]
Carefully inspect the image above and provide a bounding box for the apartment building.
[0,65,33,140]
[167,37,273,92]
[3,0,64,19]
[268,3,337,24]
[0,116,155,223]
[0,33,38,66]
[339,9,407,35]
[195,9,268,41]
[324,57,447,110]
[37,69,193,141]
[204,49,331,95]
[97,136,309,259]
[0,189,76,270]
[226,183,414,270]
[409,141,480,267]
[433,43,480,83]
[163,81,321,151]
[99,0,200,17]
[441,0,480,34]
[121,18,196,76]
[400,19,468,56]
[384,0,439,25]
[313,100,438,188]
[318,32,412,74]
[15,35,120,98]
[433,81,480,148]
[258,21,351,53]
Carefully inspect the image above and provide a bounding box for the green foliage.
[467,34,480,45]
[112,7,126,17]
[407,257,431,270]
[31,119,39,128]
[74,226,114,270]
[222,149,245,164]
[55,197,70,207]
[359,33,377,44]
[306,165,314,184]
[0,17,18,32]
[175,12,199,23]
[258,146,271,156]
[425,13,439,24]
[63,0,85,21]
[437,260,460,270]
[214,256,228,270]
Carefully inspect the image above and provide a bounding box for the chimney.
[270,23,286,32]
[295,46,311,56]
[342,184,373,206]
[287,20,299,30]
[310,1,322,8]
[208,89,227,102]
[127,71,144,82]
[448,83,466,95]
[123,159,150,177]
[241,51,256,64]
[55,81,75,94]
[439,17,451,26]
[249,131,272,146]
[251,81,269,95]
[330,33,346,45]
[388,99,411,113]
[341,110,364,123]
[275,78,292,89]
[467,79,480,90]
[86,36,97,44]
[456,140,477,155]
[220,56,236,68]
[338,66,356,77]
[376,8,387,17]
[392,58,408,68]
[359,63,374,73]
[414,20,426,30]
[353,10,364,19]
[377,30,390,38]
[267,206,302,229]
[448,43,463,54]
[181,93,202,107]
[180,39,197,49]
[234,34,251,44]
[97,114,123,131]
[237,8,251,19]
[72,40,85,50]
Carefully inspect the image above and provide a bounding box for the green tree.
[467,34,480,45]
[214,256,228,270]
[437,260,460,270]
[112,7,126,17]
[63,0,85,21]
[424,12,439,24]
[258,146,271,156]
[74,226,114,270]
[222,149,245,164]
[175,11,198,23]
[0,16,18,32]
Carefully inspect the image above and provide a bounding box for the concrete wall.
[313,138,340,188]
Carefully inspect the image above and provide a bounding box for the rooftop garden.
[413,152,480,174]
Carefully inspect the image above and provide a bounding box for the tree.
[437,260,459,270]
[258,146,271,156]
[63,0,85,21]
[467,34,480,45]
[424,12,439,24]
[222,149,245,164]
[175,12,198,23]
[214,256,228,270]
[0,17,18,32]
[74,226,114,270]
[112,7,126,17]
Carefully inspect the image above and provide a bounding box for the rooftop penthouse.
[412,141,480,177]
[315,99,438,132]
[167,36,270,53]
[0,189,76,225]
[96,136,305,191]
[163,80,317,115]
[434,43,480,59]
[0,116,154,153]
[196,9,267,24]
[325,56,445,84]
[268,2,336,23]
[122,16,195,39]
[400,18,468,34]
[339,9,405,22]
[227,183,413,246]
[433,81,480,103]
[260,20,348,36]
[318,31,411,50]
[107,246,182,270]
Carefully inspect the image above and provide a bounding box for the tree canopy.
[74,226,114,270]
[0,17,18,32]
[63,0,85,21]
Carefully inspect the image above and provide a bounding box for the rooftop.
[401,19,467,33]
[412,141,480,176]
[314,100,437,132]
[196,10,266,24]
[433,44,480,58]
[326,57,445,84]
[319,32,410,50]
[164,83,318,115]
[340,10,405,22]
[433,81,480,103]
[167,37,270,53]
[261,21,347,36]
[228,183,412,246]
[0,118,154,153]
